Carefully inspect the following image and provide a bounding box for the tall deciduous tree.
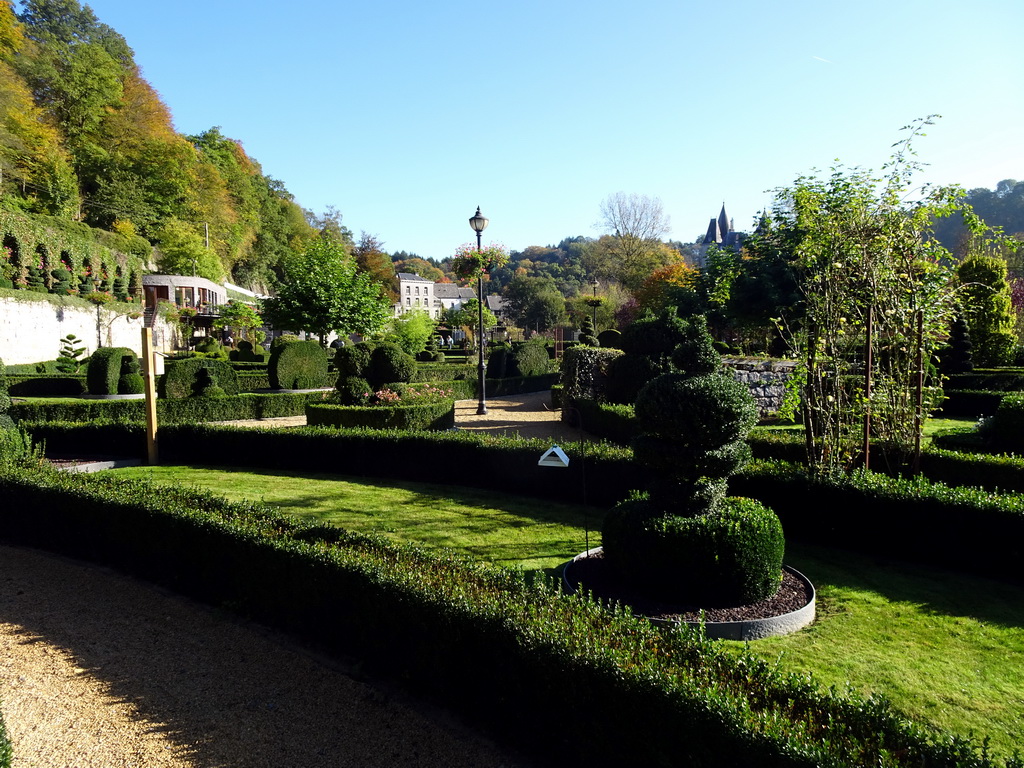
[597,192,677,292]
[353,232,397,302]
[262,238,390,344]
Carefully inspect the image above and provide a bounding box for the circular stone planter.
[563,548,816,641]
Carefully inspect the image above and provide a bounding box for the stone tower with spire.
[697,202,746,266]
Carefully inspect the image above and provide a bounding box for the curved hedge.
[0,465,1012,768]
[306,401,455,431]
[269,341,331,390]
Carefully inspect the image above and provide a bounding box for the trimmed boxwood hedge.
[0,464,1010,768]
[12,392,326,425]
[85,347,138,395]
[306,401,455,431]
[160,357,240,399]
[6,374,87,397]
[412,362,475,382]
[730,459,1024,583]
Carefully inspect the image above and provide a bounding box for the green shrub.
[561,346,623,402]
[86,347,139,395]
[366,343,416,389]
[270,333,301,349]
[160,358,240,399]
[194,337,228,358]
[269,340,331,390]
[597,329,622,348]
[335,376,374,405]
[413,362,474,382]
[512,338,552,378]
[230,340,265,363]
[6,374,87,397]
[306,401,455,431]
[602,315,780,607]
[988,393,1024,452]
[602,495,784,605]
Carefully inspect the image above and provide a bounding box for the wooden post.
[141,328,159,464]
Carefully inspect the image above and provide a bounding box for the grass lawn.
[107,464,1024,758]
[109,465,599,573]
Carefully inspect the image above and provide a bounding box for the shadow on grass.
[785,539,1024,630]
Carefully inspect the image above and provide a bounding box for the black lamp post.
[469,206,489,415]
[591,279,600,333]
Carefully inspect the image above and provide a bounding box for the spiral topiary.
[601,315,785,606]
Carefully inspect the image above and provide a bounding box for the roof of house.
[434,283,476,299]
[396,272,433,283]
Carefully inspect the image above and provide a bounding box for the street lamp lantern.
[469,206,489,415]
[591,279,600,336]
[469,207,489,235]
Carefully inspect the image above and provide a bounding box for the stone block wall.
[723,357,796,419]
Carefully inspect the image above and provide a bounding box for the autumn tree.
[353,232,397,302]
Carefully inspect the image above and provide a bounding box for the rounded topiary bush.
[118,355,145,395]
[605,353,664,405]
[86,347,138,395]
[512,338,551,377]
[989,392,1024,452]
[597,329,622,349]
[602,496,784,606]
[334,343,374,379]
[269,340,330,390]
[600,313,785,608]
[159,358,240,399]
[335,376,373,405]
[634,373,757,447]
[366,342,416,389]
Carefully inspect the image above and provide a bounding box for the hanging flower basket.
[452,243,509,281]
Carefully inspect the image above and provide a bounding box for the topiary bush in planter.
[601,315,785,607]
[269,340,331,390]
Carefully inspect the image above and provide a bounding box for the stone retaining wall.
[723,357,796,418]
[0,293,175,365]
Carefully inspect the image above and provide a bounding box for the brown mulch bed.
[564,549,813,624]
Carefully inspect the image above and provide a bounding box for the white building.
[394,273,481,320]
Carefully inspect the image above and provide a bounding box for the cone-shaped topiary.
[578,316,598,347]
[601,315,785,606]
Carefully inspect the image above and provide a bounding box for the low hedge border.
[938,390,1005,418]
[11,392,328,425]
[306,401,456,431]
[730,459,1024,583]
[0,464,1009,768]
[6,374,87,397]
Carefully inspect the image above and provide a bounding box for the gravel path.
[2,393,570,768]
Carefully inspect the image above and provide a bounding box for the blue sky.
[83,0,1023,260]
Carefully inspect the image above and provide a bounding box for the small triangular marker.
[538,445,570,468]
